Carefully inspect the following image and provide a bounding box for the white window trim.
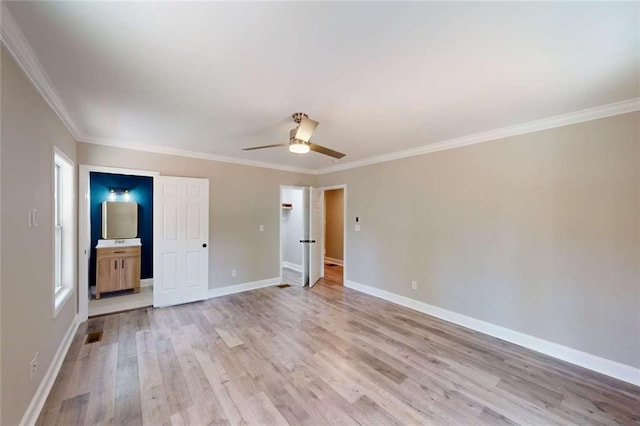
[53,147,75,318]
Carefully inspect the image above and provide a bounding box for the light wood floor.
[282,267,302,286]
[38,281,640,425]
[323,263,343,286]
[282,263,343,288]
[89,286,153,317]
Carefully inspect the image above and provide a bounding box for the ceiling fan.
[242,113,346,159]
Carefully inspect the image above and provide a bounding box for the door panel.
[119,256,139,290]
[302,187,310,286]
[187,202,201,240]
[154,176,209,307]
[97,258,119,292]
[185,251,201,288]
[309,187,323,287]
[161,252,178,291]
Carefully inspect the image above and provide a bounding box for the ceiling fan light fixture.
[242,113,345,159]
[289,141,310,154]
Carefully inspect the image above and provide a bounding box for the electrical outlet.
[231,269,237,278]
[411,281,418,290]
[28,209,38,228]
[259,225,264,232]
[30,352,39,381]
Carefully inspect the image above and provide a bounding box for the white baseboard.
[140,278,153,288]
[208,277,281,299]
[324,257,344,266]
[20,314,80,426]
[344,280,640,387]
[281,261,302,273]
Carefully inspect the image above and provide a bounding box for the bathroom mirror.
[102,201,138,239]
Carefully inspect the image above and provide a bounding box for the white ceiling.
[5,1,640,171]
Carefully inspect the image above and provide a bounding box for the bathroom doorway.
[78,165,159,319]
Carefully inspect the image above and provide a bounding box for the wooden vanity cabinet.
[95,246,141,299]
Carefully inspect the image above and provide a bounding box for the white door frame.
[78,165,159,322]
[317,184,347,283]
[278,185,306,285]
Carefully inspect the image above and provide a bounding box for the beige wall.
[1,49,78,425]
[324,189,344,261]
[317,112,640,369]
[77,143,313,288]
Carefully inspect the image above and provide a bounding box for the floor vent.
[277,284,291,288]
[85,331,103,344]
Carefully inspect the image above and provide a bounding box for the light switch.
[259,225,264,232]
[354,224,361,232]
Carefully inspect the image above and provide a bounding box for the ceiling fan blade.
[308,143,346,159]
[294,117,318,142]
[242,144,288,151]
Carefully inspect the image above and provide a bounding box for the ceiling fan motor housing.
[292,112,309,124]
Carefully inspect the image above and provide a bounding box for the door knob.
[202,243,207,248]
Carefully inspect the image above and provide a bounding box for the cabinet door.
[97,258,120,292]
[119,256,140,290]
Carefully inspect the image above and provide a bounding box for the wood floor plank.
[37,281,640,425]
[84,343,118,425]
[192,344,256,424]
[246,391,290,425]
[214,327,244,348]
[139,384,172,426]
[113,354,143,425]
[55,393,90,426]
[153,329,194,416]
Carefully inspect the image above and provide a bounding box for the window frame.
[53,147,75,317]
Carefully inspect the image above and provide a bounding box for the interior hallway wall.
[324,189,344,261]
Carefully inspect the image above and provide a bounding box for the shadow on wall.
[89,172,154,287]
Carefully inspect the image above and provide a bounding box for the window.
[54,163,62,293]
[53,148,74,317]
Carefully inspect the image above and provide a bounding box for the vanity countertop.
[96,238,141,248]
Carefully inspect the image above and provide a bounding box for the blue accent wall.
[89,172,153,288]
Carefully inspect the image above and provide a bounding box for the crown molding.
[315,97,640,174]
[2,2,637,176]
[0,2,81,139]
[80,98,639,176]
[78,137,312,175]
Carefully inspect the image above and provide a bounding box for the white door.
[308,187,323,287]
[154,176,209,307]
[302,188,310,286]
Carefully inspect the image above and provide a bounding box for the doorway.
[322,188,344,285]
[278,184,347,289]
[79,166,159,320]
[280,186,305,286]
